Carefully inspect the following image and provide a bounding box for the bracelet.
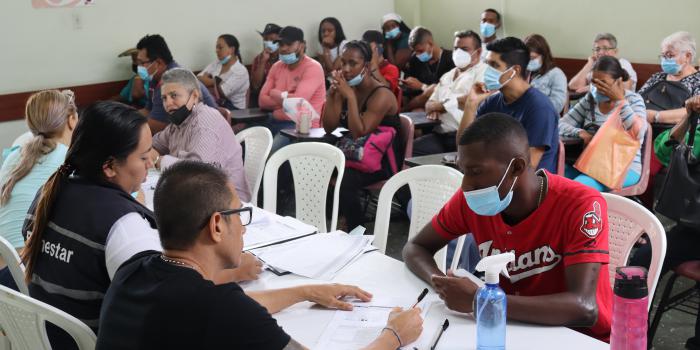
[382,326,402,348]
[654,110,661,123]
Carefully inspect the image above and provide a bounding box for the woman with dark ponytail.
[559,56,648,191]
[0,90,77,253]
[21,101,161,349]
[197,34,250,110]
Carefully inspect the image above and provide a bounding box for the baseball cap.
[257,23,282,36]
[277,26,304,44]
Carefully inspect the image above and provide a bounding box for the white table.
[243,252,609,350]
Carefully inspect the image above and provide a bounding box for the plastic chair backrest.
[399,114,414,168]
[373,165,463,271]
[602,192,666,309]
[0,236,28,295]
[236,127,273,206]
[262,142,345,232]
[610,121,652,196]
[0,285,96,350]
[557,140,566,176]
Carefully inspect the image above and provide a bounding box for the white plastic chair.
[0,285,96,350]
[263,142,345,233]
[236,127,273,206]
[0,236,28,295]
[373,165,464,271]
[603,193,666,310]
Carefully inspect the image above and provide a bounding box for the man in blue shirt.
[458,37,559,173]
[135,34,218,134]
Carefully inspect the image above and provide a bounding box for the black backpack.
[640,80,691,111]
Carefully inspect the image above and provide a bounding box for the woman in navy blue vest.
[21,101,161,349]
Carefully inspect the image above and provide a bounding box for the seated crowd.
[2,7,700,350]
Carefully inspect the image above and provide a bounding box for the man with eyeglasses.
[135,34,218,134]
[569,33,637,94]
[96,161,423,350]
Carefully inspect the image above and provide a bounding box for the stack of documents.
[244,208,317,250]
[252,231,377,280]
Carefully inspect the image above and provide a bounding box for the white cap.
[475,252,515,285]
[382,13,402,26]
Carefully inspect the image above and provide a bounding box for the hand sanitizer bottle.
[475,252,515,350]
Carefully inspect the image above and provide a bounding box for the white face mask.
[452,48,476,69]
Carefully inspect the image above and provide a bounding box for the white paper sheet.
[253,231,373,280]
[244,215,317,250]
[315,294,440,350]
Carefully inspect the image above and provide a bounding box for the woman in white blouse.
[198,34,250,110]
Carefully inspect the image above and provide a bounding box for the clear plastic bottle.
[610,266,648,350]
[475,252,514,350]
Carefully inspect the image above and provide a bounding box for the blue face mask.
[385,27,401,40]
[220,55,232,65]
[347,68,365,87]
[661,57,681,75]
[416,49,433,63]
[526,58,542,72]
[280,52,299,65]
[264,40,279,53]
[137,63,154,82]
[483,65,514,91]
[463,158,518,216]
[590,84,610,103]
[480,22,496,38]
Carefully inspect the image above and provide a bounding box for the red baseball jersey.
[432,170,612,342]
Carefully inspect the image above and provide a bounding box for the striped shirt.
[152,103,250,202]
[559,90,647,173]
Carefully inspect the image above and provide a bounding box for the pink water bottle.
[610,266,648,350]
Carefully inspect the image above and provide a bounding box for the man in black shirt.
[401,26,455,111]
[96,161,423,350]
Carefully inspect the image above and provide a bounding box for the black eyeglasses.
[218,206,252,226]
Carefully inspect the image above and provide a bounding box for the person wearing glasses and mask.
[478,8,502,62]
[148,68,250,203]
[569,33,637,94]
[96,161,424,350]
[638,31,700,125]
[413,30,487,156]
[135,34,217,134]
[458,37,559,174]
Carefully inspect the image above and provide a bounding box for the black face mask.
[167,93,193,126]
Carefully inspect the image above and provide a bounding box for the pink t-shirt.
[258,55,325,127]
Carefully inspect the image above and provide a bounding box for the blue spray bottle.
[475,252,515,350]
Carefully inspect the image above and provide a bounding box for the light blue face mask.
[280,52,299,65]
[385,27,401,40]
[416,49,433,63]
[590,84,610,103]
[220,55,232,65]
[264,40,279,53]
[526,58,542,72]
[661,57,681,75]
[347,68,365,87]
[480,22,496,38]
[137,63,154,82]
[483,65,514,91]
[463,158,518,216]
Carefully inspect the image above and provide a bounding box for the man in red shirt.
[403,112,612,342]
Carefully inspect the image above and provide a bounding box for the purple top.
[153,102,251,202]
